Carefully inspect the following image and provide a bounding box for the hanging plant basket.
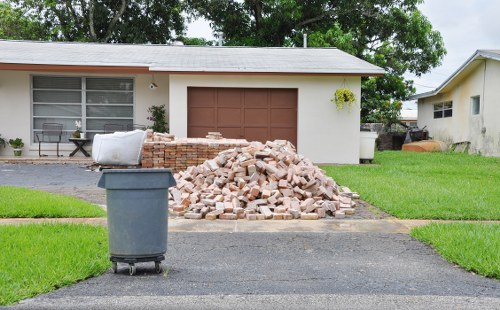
[332,88,356,111]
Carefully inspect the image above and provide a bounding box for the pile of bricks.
[169,140,358,220]
[141,131,249,171]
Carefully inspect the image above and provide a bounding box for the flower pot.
[13,148,22,156]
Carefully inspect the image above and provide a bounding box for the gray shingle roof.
[0,40,384,75]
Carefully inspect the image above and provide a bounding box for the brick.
[184,212,202,220]
[219,213,238,220]
[301,213,319,220]
[273,213,284,220]
[334,210,345,218]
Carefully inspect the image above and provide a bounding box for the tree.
[8,0,185,43]
[186,0,446,124]
[0,2,48,40]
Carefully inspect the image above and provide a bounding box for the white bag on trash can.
[92,130,146,165]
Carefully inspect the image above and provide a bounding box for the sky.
[186,1,500,109]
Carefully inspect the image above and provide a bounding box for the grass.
[0,224,109,305]
[322,151,500,220]
[0,186,106,218]
[411,223,500,279]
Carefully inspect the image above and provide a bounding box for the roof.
[409,50,500,100]
[0,40,384,76]
[399,109,418,121]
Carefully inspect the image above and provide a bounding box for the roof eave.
[0,62,385,76]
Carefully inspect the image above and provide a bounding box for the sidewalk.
[0,218,427,234]
[1,217,497,234]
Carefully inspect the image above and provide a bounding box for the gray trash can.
[97,168,176,275]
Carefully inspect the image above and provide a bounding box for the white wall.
[481,59,500,156]
[418,59,500,156]
[169,74,361,164]
[0,71,31,156]
[0,70,169,157]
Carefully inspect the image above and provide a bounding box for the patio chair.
[35,123,63,157]
[104,124,124,134]
[126,124,147,131]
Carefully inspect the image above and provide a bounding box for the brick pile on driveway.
[169,140,358,220]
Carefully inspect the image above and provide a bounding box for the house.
[410,50,500,156]
[399,109,418,128]
[0,40,383,164]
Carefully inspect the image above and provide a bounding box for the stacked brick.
[141,130,249,171]
[169,140,359,220]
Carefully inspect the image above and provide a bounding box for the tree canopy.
[6,0,185,43]
[186,0,446,124]
[0,2,48,40]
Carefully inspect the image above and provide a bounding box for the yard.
[0,223,109,305]
[323,151,500,279]
[0,187,109,305]
[0,186,106,218]
[322,151,500,220]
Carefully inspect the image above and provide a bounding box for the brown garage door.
[188,87,297,147]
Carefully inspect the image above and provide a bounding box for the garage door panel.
[218,127,242,139]
[218,108,241,126]
[189,126,216,138]
[189,108,215,126]
[244,127,269,143]
[244,89,268,108]
[217,88,242,107]
[244,108,268,126]
[271,89,297,108]
[270,108,297,126]
[188,87,215,107]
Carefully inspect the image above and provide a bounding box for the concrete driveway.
[1,163,499,309]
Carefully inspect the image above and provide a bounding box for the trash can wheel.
[112,262,118,274]
[129,264,136,276]
[155,261,162,274]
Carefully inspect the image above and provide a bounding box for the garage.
[188,87,298,147]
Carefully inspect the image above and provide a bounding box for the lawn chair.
[126,124,146,131]
[104,124,124,134]
[35,123,63,157]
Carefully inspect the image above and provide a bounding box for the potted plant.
[332,87,356,111]
[9,138,24,156]
[72,120,82,138]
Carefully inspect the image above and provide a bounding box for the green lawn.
[0,224,109,305]
[0,186,106,218]
[322,151,500,220]
[411,223,500,279]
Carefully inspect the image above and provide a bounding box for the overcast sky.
[186,1,500,107]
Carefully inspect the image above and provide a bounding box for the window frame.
[433,101,453,119]
[471,95,480,116]
[31,75,135,143]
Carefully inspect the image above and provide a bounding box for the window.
[433,101,453,119]
[471,96,480,115]
[32,76,134,142]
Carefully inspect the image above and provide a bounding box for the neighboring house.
[410,50,500,156]
[399,109,418,128]
[0,40,383,164]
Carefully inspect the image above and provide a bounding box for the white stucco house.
[0,40,383,164]
[410,50,500,156]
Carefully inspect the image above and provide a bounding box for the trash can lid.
[98,168,176,190]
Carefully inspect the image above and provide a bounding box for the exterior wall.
[417,61,486,148]
[481,59,500,156]
[0,71,31,156]
[169,74,361,164]
[0,70,169,157]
